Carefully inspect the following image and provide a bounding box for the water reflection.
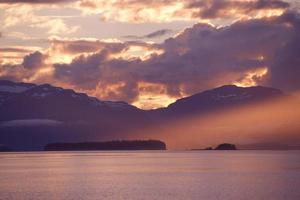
[0,151,300,200]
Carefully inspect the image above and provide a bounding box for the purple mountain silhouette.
[0,80,285,150]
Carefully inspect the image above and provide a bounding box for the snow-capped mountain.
[0,80,35,105]
[0,80,136,111]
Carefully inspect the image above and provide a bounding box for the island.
[44,140,167,151]
[0,145,12,152]
[191,143,237,151]
[215,143,237,150]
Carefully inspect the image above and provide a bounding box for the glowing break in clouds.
[233,67,268,87]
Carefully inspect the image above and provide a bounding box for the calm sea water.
[0,151,300,200]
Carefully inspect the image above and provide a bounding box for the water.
[0,151,300,200]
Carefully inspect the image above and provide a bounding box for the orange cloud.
[234,67,268,87]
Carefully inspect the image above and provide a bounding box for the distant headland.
[0,145,12,152]
[44,140,167,151]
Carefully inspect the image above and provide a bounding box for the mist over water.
[0,151,300,200]
[133,96,300,150]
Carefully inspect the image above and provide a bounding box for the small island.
[192,143,237,151]
[44,140,167,151]
[215,143,237,150]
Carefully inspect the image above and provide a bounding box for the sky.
[0,0,300,109]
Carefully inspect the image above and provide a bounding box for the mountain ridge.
[0,80,285,112]
[148,84,284,120]
[0,80,287,150]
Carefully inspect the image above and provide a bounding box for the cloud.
[78,0,290,23]
[48,38,126,55]
[1,4,79,36]
[47,38,162,61]
[145,29,174,38]
[0,46,41,65]
[0,0,73,4]
[1,4,34,27]
[53,11,300,105]
[0,50,51,83]
[49,38,161,88]
[0,119,63,127]
[0,0,294,26]
[53,51,109,90]
[267,12,300,91]
[22,51,46,69]
[123,29,174,40]
[1,11,300,109]
[0,37,162,89]
[0,47,33,53]
[188,0,290,19]
[0,63,25,81]
[31,19,80,35]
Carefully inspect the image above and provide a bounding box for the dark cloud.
[49,39,125,55]
[268,12,300,91]
[22,51,46,69]
[0,51,48,82]
[49,39,161,55]
[145,29,173,38]
[123,29,173,40]
[54,51,108,90]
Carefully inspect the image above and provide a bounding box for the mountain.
[0,80,35,105]
[0,80,286,150]
[150,85,284,119]
[0,80,140,122]
[0,80,150,150]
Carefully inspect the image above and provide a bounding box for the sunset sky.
[0,0,300,109]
